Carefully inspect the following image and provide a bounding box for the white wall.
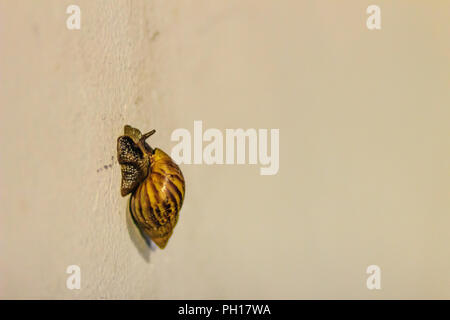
[0,0,449,299]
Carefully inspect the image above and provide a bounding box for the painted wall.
[0,0,449,299]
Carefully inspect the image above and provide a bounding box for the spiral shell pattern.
[129,148,185,249]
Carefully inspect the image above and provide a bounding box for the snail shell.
[117,125,185,249]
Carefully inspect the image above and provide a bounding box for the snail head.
[117,125,156,196]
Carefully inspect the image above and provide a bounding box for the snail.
[117,125,185,249]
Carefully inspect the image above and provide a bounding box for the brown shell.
[117,125,185,249]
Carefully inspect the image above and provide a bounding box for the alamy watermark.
[170,121,279,176]
[366,265,381,290]
[65,5,380,31]
[66,265,81,290]
[366,5,381,30]
[66,5,81,30]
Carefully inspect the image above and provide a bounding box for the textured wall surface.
[0,1,449,299]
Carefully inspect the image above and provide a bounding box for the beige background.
[0,0,449,299]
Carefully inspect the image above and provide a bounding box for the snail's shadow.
[126,199,157,262]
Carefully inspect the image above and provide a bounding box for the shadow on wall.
[125,199,156,262]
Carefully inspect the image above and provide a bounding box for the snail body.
[117,125,185,249]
